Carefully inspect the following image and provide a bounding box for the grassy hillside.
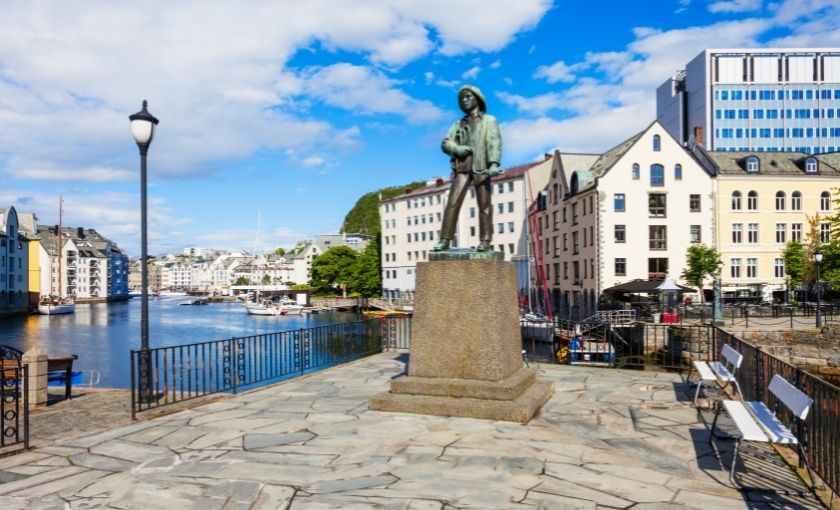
[341,181,426,235]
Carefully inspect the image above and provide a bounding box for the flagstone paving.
[0,353,821,509]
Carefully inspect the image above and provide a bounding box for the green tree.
[233,276,250,286]
[341,181,426,234]
[782,240,807,291]
[261,273,271,284]
[274,247,285,256]
[309,246,359,291]
[352,237,381,297]
[681,244,720,300]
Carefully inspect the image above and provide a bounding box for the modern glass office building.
[657,49,840,154]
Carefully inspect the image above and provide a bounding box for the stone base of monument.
[369,251,554,423]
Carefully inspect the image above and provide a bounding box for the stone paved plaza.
[0,353,820,509]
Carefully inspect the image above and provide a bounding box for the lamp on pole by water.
[130,100,159,402]
[713,259,725,326]
[814,249,823,328]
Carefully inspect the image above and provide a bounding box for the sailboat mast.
[58,195,63,298]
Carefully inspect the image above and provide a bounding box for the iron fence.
[130,317,410,418]
[619,302,840,328]
[1,345,29,453]
[717,329,840,496]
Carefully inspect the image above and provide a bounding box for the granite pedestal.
[370,251,553,423]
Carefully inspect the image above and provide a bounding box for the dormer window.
[653,135,661,152]
[805,157,818,173]
[746,156,759,172]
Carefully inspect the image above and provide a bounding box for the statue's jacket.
[442,112,502,174]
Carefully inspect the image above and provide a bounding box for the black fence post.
[130,351,136,420]
[230,337,239,395]
[22,365,29,449]
[745,308,749,328]
[795,366,806,469]
[790,308,794,329]
[298,329,306,375]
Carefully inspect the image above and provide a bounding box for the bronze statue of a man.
[433,85,502,252]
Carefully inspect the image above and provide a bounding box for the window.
[572,203,579,224]
[507,222,514,233]
[747,258,757,278]
[563,233,568,251]
[470,226,476,237]
[730,258,742,278]
[731,191,742,210]
[508,181,514,192]
[821,222,831,243]
[821,191,831,211]
[690,194,701,212]
[732,223,742,243]
[674,164,682,180]
[653,134,661,151]
[690,225,701,243]
[791,191,802,210]
[632,163,640,180]
[497,203,504,214]
[650,164,664,186]
[776,223,786,243]
[792,223,803,242]
[775,191,785,210]
[615,258,626,276]
[775,258,785,278]
[562,207,567,223]
[748,223,758,243]
[508,201,514,213]
[614,193,625,212]
[469,207,475,218]
[572,232,579,254]
[746,156,759,172]
[497,183,504,194]
[648,193,666,217]
[648,258,668,277]
[747,191,758,210]
[613,225,626,243]
[497,223,504,234]
[649,225,667,250]
[805,157,818,173]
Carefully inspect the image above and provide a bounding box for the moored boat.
[38,297,76,315]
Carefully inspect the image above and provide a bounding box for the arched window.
[791,191,802,210]
[806,157,818,173]
[674,164,682,180]
[650,164,664,186]
[731,191,742,210]
[775,191,786,210]
[570,173,579,195]
[821,191,831,211]
[632,163,640,180]
[653,135,661,151]
[747,191,758,210]
[746,156,759,172]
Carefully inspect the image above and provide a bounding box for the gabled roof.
[702,149,840,176]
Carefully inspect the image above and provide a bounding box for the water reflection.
[0,297,361,389]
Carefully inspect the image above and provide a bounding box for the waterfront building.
[379,155,553,300]
[538,122,715,319]
[0,206,33,315]
[657,48,840,154]
[694,147,840,302]
[286,233,374,285]
[37,226,129,302]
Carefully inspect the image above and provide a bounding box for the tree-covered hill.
[340,181,426,235]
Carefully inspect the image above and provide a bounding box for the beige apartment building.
[700,150,840,302]
[539,122,716,319]
[379,155,553,299]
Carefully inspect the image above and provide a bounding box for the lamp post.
[713,259,725,326]
[814,249,823,328]
[130,100,159,402]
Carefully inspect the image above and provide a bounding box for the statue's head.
[458,85,486,113]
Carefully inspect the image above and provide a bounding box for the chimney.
[693,126,704,147]
[77,227,84,239]
[54,224,59,235]
[435,177,444,186]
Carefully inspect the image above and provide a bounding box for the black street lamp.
[129,100,159,402]
[814,249,823,328]
[713,259,725,326]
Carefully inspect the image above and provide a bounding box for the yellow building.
[703,150,840,302]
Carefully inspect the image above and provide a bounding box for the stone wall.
[729,327,840,381]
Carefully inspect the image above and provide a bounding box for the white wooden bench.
[709,374,816,494]
[691,343,744,406]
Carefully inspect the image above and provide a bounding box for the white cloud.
[302,63,444,123]
[424,71,435,84]
[490,60,502,69]
[302,156,325,167]
[462,66,481,80]
[533,60,587,83]
[436,79,460,88]
[496,91,565,116]
[708,0,762,13]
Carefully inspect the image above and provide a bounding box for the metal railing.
[130,317,411,418]
[1,345,29,453]
[717,328,840,496]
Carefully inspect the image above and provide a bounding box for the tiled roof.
[704,150,840,176]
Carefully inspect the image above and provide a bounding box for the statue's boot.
[433,239,451,252]
[476,240,492,252]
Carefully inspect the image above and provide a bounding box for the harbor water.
[0,297,361,389]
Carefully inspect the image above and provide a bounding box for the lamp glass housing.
[814,251,824,263]
[131,119,155,145]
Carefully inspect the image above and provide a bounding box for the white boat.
[277,297,304,315]
[245,299,286,316]
[39,297,76,315]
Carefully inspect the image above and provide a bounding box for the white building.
[379,156,553,299]
[285,234,373,285]
[657,48,840,154]
[538,122,716,319]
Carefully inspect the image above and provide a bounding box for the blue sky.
[2,0,839,256]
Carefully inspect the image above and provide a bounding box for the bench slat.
[745,401,798,445]
[723,400,769,442]
[768,375,812,420]
[709,362,736,382]
[693,361,717,381]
